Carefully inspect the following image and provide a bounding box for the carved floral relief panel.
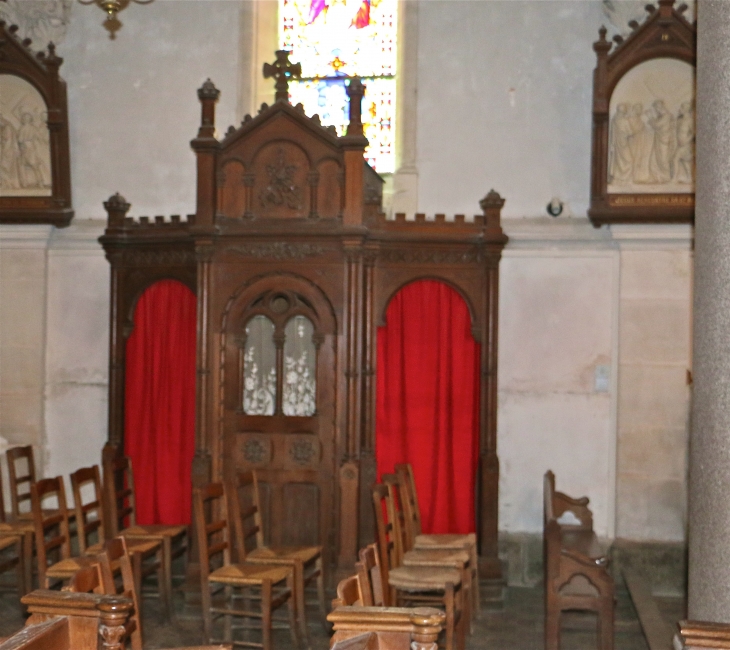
[253,142,310,219]
[608,58,695,195]
[0,74,52,197]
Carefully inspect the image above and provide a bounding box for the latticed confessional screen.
[279,0,397,173]
[243,315,317,416]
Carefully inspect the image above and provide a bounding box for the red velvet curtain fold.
[376,280,480,534]
[124,280,197,526]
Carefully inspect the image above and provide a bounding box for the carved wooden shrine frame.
[101,55,508,581]
[0,21,73,226]
[588,0,696,226]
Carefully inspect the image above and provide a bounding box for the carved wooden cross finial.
[263,50,302,103]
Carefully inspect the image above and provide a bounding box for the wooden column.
[478,190,507,579]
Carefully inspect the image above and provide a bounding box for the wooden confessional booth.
[100,55,508,583]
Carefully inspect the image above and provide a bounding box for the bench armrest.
[561,548,609,569]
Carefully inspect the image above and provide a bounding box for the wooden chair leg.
[223,585,233,642]
[161,536,174,620]
[261,579,273,650]
[462,564,472,635]
[544,602,560,650]
[315,556,327,631]
[201,582,213,643]
[292,560,309,649]
[444,583,455,650]
[599,601,614,650]
[456,586,466,650]
[155,545,171,623]
[286,570,303,650]
[22,532,32,595]
[470,544,480,615]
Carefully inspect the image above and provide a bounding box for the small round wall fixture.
[78,0,154,39]
[546,197,564,217]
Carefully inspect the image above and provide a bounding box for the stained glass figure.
[280,0,397,173]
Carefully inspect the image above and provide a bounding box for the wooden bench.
[0,588,232,650]
[676,620,730,649]
[0,589,136,650]
[328,606,445,650]
[543,470,615,650]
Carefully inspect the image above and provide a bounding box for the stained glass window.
[280,0,397,173]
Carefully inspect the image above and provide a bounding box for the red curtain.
[376,280,480,534]
[124,280,196,526]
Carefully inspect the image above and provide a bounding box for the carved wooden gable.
[0,20,72,226]
[217,103,345,221]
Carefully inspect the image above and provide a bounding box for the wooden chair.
[382,474,472,631]
[230,470,327,643]
[7,446,36,520]
[332,575,362,609]
[97,536,144,650]
[543,471,614,650]
[0,459,33,596]
[31,476,96,588]
[372,482,464,650]
[394,464,479,615]
[71,463,167,616]
[102,443,186,619]
[356,545,385,607]
[193,481,300,650]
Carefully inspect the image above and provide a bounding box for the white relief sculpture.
[607,58,695,194]
[0,0,72,47]
[674,101,695,184]
[0,75,52,197]
[608,103,633,184]
[647,99,676,184]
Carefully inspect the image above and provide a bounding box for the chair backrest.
[394,463,422,545]
[332,574,362,608]
[102,443,137,535]
[193,482,232,584]
[229,470,265,563]
[31,476,72,586]
[7,445,36,518]
[543,470,593,532]
[357,544,385,607]
[97,536,142,650]
[71,465,105,553]
[0,459,6,524]
[371,481,404,606]
[66,562,103,594]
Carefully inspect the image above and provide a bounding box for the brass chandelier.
[78,0,153,39]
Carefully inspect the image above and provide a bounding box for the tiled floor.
[0,580,682,649]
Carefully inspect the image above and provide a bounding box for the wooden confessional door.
[222,277,337,564]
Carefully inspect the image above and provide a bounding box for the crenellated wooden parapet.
[99,194,197,449]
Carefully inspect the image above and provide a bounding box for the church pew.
[3,588,136,650]
[0,588,232,650]
[328,605,445,650]
[676,620,730,649]
[543,470,614,650]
